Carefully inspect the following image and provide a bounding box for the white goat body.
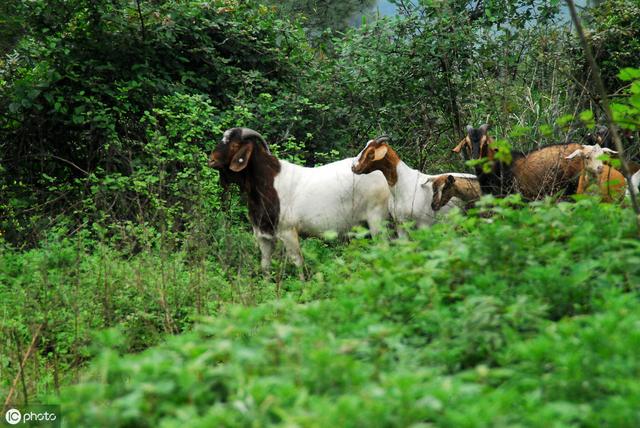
[387,161,475,228]
[254,157,390,276]
[274,158,390,237]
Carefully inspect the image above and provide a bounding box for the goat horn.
[240,128,272,155]
[376,135,390,143]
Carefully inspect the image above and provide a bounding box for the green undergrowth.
[51,198,640,427]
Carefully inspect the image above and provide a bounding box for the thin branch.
[3,324,43,409]
[46,154,89,175]
[135,0,146,42]
[566,0,640,230]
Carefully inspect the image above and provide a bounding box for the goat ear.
[229,143,254,172]
[565,149,583,160]
[466,125,473,135]
[452,138,467,153]
[373,145,388,161]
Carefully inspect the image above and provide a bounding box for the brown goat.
[428,175,481,211]
[456,125,584,199]
[577,164,626,203]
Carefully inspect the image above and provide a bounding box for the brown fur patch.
[578,164,626,202]
[352,141,401,186]
[209,128,281,234]
[511,143,583,199]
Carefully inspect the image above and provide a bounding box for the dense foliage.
[0,0,321,245]
[583,0,640,94]
[1,0,640,425]
[4,0,629,247]
[51,199,640,426]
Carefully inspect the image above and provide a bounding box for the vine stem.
[565,0,640,231]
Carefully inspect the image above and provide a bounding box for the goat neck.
[239,146,281,236]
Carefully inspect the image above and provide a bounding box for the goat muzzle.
[208,159,224,169]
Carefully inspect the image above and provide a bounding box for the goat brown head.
[428,174,456,211]
[351,136,400,185]
[209,127,281,234]
[453,124,492,160]
[208,127,270,172]
[352,136,390,173]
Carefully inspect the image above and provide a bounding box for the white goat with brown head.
[209,128,391,278]
[565,144,617,176]
[351,136,474,237]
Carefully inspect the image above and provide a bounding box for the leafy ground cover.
[47,198,640,427]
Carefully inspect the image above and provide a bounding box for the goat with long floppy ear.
[209,127,391,279]
[227,128,275,171]
[229,143,254,172]
[372,136,389,160]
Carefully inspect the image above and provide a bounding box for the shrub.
[47,199,640,427]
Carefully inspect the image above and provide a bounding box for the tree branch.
[566,0,640,230]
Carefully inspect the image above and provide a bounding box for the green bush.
[0,0,324,245]
[47,199,640,427]
[583,0,640,94]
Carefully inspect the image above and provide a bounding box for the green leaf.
[618,68,640,81]
[579,110,595,128]
[539,124,553,137]
[556,114,574,127]
[579,110,593,122]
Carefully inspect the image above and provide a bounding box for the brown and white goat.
[352,136,475,237]
[455,124,584,199]
[585,126,640,175]
[209,127,390,278]
[427,174,482,211]
[565,145,625,202]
